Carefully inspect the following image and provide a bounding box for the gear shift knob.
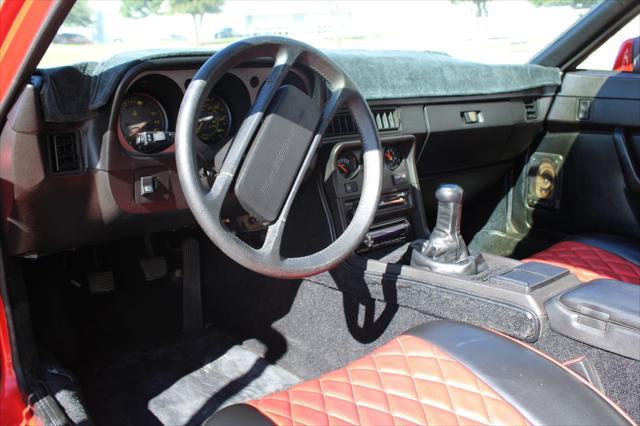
[435,184,463,204]
[428,184,464,261]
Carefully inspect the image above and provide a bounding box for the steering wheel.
[176,36,382,279]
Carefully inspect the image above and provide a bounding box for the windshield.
[40,0,603,68]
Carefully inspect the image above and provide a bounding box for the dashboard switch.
[344,182,359,194]
[140,176,157,196]
[392,173,408,185]
[577,99,591,121]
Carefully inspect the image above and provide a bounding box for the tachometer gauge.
[118,93,167,145]
[197,94,231,144]
[383,146,402,170]
[336,151,359,179]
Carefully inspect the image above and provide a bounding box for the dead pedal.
[88,271,116,294]
[139,257,168,282]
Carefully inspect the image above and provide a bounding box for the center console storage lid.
[545,279,640,360]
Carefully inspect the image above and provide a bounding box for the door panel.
[513,71,640,240]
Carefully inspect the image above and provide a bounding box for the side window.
[578,15,639,71]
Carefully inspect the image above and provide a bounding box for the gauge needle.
[127,121,148,136]
[338,163,349,174]
[198,115,214,122]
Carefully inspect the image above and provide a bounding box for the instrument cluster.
[117,91,233,154]
[116,67,310,156]
[117,76,236,155]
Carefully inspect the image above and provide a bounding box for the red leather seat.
[205,321,634,426]
[523,234,640,285]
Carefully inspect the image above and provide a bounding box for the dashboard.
[0,54,553,256]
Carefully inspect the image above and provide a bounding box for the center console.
[320,141,584,345]
[320,125,635,363]
[323,135,428,253]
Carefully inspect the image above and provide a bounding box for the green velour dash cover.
[36,48,560,123]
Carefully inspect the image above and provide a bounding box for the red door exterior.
[0,0,56,423]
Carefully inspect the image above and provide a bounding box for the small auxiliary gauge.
[383,146,402,170]
[336,151,359,179]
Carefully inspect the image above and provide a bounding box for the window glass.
[40,0,604,68]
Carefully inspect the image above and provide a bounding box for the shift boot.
[411,184,486,275]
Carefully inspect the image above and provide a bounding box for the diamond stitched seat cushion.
[524,240,640,285]
[206,322,634,426]
[247,335,529,426]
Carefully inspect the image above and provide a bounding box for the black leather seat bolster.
[570,233,640,266]
[406,321,632,426]
[203,404,273,426]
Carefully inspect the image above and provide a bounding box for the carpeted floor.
[81,331,299,426]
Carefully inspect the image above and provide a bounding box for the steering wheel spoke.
[261,218,286,259]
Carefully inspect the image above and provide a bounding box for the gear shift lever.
[411,184,486,275]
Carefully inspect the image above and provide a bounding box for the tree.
[450,0,490,18]
[120,0,163,19]
[65,0,93,27]
[120,0,225,45]
[528,0,600,8]
[168,0,223,46]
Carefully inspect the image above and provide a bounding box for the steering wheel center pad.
[234,85,321,223]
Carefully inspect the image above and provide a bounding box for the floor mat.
[82,331,300,426]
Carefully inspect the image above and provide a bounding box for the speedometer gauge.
[197,94,231,144]
[118,93,167,144]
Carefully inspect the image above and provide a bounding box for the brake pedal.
[88,271,116,294]
[140,257,168,281]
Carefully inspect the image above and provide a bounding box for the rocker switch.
[140,176,157,196]
[577,99,591,121]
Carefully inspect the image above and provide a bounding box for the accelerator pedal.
[182,237,203,331]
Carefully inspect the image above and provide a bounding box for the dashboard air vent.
[49,133,81,174]
[325,107,400,138]
[524,100,538,120]
[373,108,400,131]
[326,111,358,138]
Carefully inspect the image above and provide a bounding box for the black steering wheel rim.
[176,36,382,279]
